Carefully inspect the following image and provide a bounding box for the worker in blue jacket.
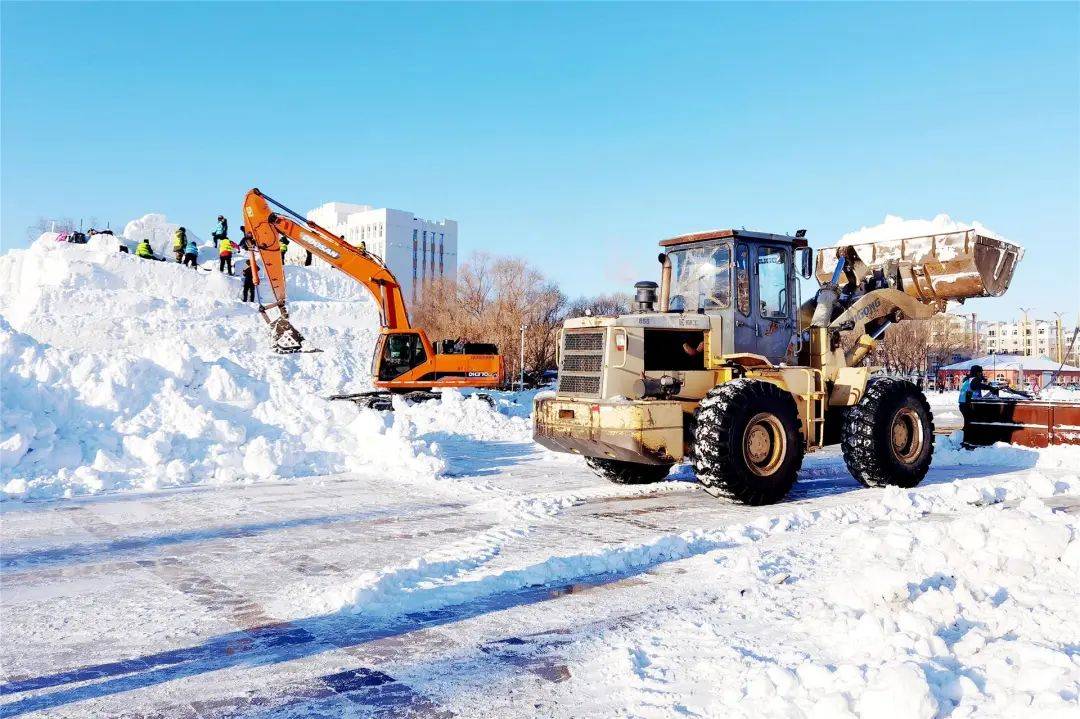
[183,239,199,268]
[211,215,228,248]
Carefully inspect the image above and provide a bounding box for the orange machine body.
[243,188,503,391]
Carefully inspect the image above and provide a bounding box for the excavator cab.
[374,331,430,382]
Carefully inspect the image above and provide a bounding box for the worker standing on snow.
[218,236,235,275]
[172,227,187,263]
[183,238,199,268]
[211,215,228,248]
[239,226,254,251]
[958,364,997,426]
[241,262,256,302]
[135,238,156,260]
[279,234,290,263]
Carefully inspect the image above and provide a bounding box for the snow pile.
[123,213,179,256]
[842,214,1005,244]
[0,236,522,500]
[544,466,1080,718]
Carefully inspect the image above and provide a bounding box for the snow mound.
[842,214,1006,244]
[0,237,522,500]
[123,213,180,256]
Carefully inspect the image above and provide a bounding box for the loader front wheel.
[692,379,805,505]
[585,457,672,485]
[841,377,934,488]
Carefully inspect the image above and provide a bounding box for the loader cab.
[660,229,806,363]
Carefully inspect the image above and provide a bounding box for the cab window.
[666,242,731,312]
[735,244,750,316]
[378,333,427,380]
[757,246,788,318]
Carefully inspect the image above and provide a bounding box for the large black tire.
[585,457,673,485]
[692,379,805,505]
[842,377,935,488]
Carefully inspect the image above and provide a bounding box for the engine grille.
[563,332,604,352]
[561,354,603,373]
[558,330,605,397]
[557,374,601,395]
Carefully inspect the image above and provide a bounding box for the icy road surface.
[3,429,1079,718]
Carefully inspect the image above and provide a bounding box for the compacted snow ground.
[2,236,1079,718]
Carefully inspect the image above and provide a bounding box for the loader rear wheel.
[585,457,672,485]
[841,377,934,488]
[692,379,805,505]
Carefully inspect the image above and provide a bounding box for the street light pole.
[519,324,528,392]
[1018,307,1034,388]
[1054,312,1066,363]
[1018,307,1034,357]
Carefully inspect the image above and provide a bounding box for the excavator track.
[328,391,495,411]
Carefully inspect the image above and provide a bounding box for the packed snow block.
[123,213,179,257]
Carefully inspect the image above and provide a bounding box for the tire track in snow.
[288,481,692,617]
[308,464,1080,623]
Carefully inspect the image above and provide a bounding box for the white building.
[306,201,458,303]
[979,317,1079,364]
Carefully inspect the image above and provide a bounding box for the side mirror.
[796,247,813,279]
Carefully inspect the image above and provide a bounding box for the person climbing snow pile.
[211,215,228,248]
[241,261,256,303]
[218,236,234,275]
[135,238,156,260]
[172,227,187,263]
[183,237,199,268]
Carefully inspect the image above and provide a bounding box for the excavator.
[242,188,503,409]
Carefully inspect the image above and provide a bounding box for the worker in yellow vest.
[218,236,234,275]
[135,238,155,260]
[172,228,187,263]
[279,234,290,263]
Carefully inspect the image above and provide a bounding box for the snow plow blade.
[963,399,1080,448]
[815,230,1023,304]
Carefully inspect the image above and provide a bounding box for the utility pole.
[1018,307,1034,389]
[519,324,528,391]
[1054,312,1066,363]
[970,313,978,356]
[1018,307,1034,357]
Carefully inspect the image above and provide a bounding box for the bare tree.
[26,216,76,239]
[566,292,631,319]
[25,216,104,240]
[412,252,567,386]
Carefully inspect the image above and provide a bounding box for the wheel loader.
[533,227,1023,504]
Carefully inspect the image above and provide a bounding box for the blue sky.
[2,2,1077,321]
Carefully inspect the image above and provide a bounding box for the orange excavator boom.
[242,188,504,396]
[243,188,410,345]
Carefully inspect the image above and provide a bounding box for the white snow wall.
[0,235,454,499]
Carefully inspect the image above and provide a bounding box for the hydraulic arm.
[243,188,410,351]
[242,188,503,396]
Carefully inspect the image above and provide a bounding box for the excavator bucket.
[815,230,1024,304]
[269,316,305,353]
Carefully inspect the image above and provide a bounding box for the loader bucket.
[815,230,1023,304]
